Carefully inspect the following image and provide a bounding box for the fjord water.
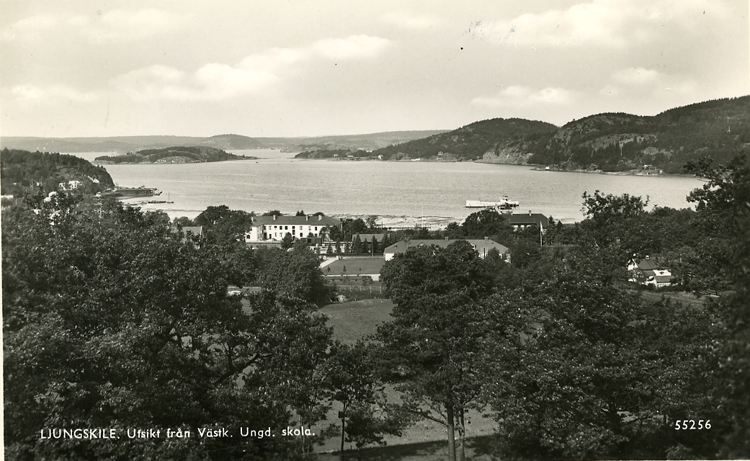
[80,149,703,225]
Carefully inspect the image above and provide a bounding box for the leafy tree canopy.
[2,197,333,459]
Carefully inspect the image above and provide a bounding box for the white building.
[245,214,342,243]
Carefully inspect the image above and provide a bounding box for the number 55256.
[674,419,711,430]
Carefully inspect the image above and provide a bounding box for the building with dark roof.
[383,238,510,261]
[506,212,550,230]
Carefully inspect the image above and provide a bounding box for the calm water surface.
[74,149,703,225]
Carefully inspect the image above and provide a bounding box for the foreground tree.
[322,341,409,456]
[479,251,727,459]
[376,241,495,461]
[257,240,331,306]
[2,197,333,459]
[686,153,750,457]
[461,208,512,239]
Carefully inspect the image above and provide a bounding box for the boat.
[465,196,519,209]
[101,186,161,198]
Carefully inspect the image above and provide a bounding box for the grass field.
[323,257,386,276]
[319,298,394,344]
[637,289,707,307]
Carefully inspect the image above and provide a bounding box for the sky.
[1,0,748,138]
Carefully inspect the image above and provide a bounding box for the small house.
[506,212,550,230]
[627,255,672,287]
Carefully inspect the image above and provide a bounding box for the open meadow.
[316,299,496,458]
[319,298,393,345]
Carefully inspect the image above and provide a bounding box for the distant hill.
[1,148,115,197]
[0,134,264,153]
[528,96,750,173]
[94,146,252,164]
[198,134,265,150]
[0,130,448,154]
[0,136,208,153]
[336,96,748,173]
[368,118,558,162]
[2,96,747,172]
[260,130,450,152]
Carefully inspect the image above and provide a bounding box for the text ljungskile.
[40,426,316,440]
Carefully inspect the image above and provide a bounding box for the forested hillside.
[328,96,748,174]
[1,149,114,196]
[370,118,557,162]
[94,146,251,164]
[529,96,750,173]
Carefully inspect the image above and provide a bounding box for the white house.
[627,255,672,287]
[245,214,342,243]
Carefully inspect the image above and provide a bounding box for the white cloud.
[312,35,391,60]
[111,35,392,101]
[87,9,187,42]
[192,63,278,100]
[381,13,443,30]
[3,14,58,40]
[112,65,192,101]
[599,84,619,97]
[3,9,188,42]
[472,85,575,107]
[465,0,728,48]
[610,67,662,86]
[600,67,699,98]
[10,84,97,103]
[240,48,305,69]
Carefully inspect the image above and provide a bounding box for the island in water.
[94,146,255,164]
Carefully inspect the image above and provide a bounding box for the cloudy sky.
[1,0,748,137]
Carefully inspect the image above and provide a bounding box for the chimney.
[318,215,322,221]
[529,210,532,216]
[273,215,276,221]
[306,215,309,221]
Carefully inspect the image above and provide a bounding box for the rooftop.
[252,215,341,226]
[384,238,509,256]
[506,213,550,227]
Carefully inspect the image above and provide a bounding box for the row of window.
[265,225,320,231]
